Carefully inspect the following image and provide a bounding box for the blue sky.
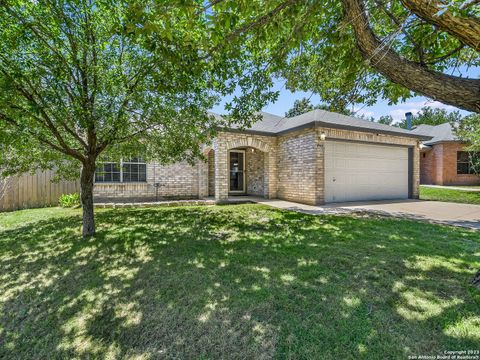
[211,67,479,124]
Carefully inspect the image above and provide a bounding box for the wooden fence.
[0,169,80,212]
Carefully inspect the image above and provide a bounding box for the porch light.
[320,132,326,141]
[250,148,255,153]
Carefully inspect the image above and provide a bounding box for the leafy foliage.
[396,107,463,129]
[59,193,81,208]
[285,97,352,117]
[0,0,277,177]
[285,98,315,117]
[377,115,394,125]
[207,0,480,112]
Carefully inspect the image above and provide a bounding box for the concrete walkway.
[251,198,480,230]
[421,185,480,192]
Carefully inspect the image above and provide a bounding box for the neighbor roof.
[212,109,431,139]
[410,123,458,145]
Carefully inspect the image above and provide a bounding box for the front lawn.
[420,185,480,205]
[0,205,479,359]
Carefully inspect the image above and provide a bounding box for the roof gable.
[410,123,458,145]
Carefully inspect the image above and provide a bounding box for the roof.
[410,123,458,145]
[212,109,431,140]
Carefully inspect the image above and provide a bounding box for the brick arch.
[201,145,214,155]
[226,137,270,153]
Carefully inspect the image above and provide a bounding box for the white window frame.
[95,158,147,183]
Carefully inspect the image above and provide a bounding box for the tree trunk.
[80,159,96,237]
[400,0,480,52]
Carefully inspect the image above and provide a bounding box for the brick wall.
[208,150,215,196]
[277,128,318,205]
[246,148,264,196]
[93,161,200,202]
[213,132,277,201]
[423,142,480,186]
[420,147,437,184]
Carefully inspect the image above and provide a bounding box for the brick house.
[411,123,480,186]
[93,109,429,205]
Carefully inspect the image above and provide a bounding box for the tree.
[0,1,275,237]
[285,98,314,117]
[377,115,394,125]
[396,106,463,128]
[209,0,480,113]
[285,97,353,117]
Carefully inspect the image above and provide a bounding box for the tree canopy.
[0,0,276,236]
[208,0,480,113]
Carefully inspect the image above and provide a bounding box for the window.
[95,161,120,182]
[457,151,480,175]
[95,158,146,182]
[122,158,147,182]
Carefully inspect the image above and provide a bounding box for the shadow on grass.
[0,205,479,359]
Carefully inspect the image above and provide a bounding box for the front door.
[229,150,245,193]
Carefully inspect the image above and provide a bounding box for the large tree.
[0,0,275,236]
[208,0,480,113]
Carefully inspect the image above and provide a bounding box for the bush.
[59,193,80,208]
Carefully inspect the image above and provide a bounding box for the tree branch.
[341,0,480,113]
[424,44,465,65]
[400,0,480,51]
[0,111,85,162]
[374,0,426,64]
[0,65,86,159]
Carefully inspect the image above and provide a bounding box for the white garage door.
[325,141,409,203]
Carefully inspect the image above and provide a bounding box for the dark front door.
[229,150,245,193]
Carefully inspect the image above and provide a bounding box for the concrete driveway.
[251,198,480,230]
[326,199,480,229]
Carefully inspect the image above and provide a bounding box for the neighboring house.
[411,123,480,186]
[93,109,430,205]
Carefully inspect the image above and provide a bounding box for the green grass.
[420,185,480,204]
[0,205,479,359]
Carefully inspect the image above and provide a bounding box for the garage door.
[325,141,409,203]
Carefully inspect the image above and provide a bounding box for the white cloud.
[388,100,456,123]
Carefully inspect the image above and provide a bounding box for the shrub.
[59,193,80,208]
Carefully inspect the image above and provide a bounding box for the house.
[411,123,480,186]
[93,109,430,205]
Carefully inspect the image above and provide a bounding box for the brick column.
[315,128,326,205]
[197,159,208,198]
[214,138,229,203]
[264,149,277,199]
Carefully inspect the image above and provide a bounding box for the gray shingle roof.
[212,109,431,139]
[410,123,458,145]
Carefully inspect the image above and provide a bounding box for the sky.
[210,67,479,124]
